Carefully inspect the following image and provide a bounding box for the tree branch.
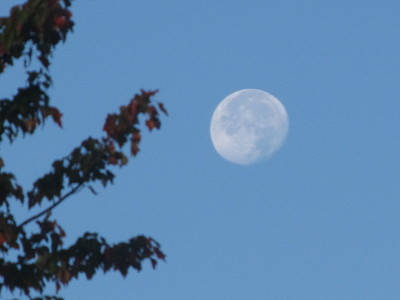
[18,183,83,228]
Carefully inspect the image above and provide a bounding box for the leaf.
[120,153,128,166]
[0,233,6,245]
[103,115,117,137]
[127,100,138,118]
[150,258,157,269]
[53,16,68,28]
[131,132,141,143]
[57,268,72,285]
[157,102,168,116]
[24,118,39,132]
[38,55,50,69]
[50,107,63,127]
[154,248,166,260]
[108,156,118,165]
[145,119,157,131]
[88,185,97,195]
[130,142,139,156]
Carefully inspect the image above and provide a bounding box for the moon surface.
[210,89,289,165]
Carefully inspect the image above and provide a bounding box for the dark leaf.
[88,185,97,195]
[157,102,168,116]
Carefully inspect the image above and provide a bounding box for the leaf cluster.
[0,0,74,71]
[0,0,73,143]
[0,1,167,299]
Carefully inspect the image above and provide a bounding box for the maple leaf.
[131,132,141,143]
[154,248,166,260]
[24,118,40,133]
[128,100,138,119]
[0,233,6,246]
[48,107,63,127]
[145,119,156,131]
[65,10,73,19]
[131,142,139,156]
[103,115,118,137]
[108,156,118,165]
[38,55,50,69]
[54,16,68,28]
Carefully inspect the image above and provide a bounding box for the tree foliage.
[0,1,167,298]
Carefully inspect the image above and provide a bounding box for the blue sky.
[1,0,400,299]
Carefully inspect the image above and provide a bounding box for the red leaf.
[58,269,72,284]
[54,16,68,28]
[131,132,141,155]
[48,107,63,127]
[66,10,73,19]
[0,234,6,245]
[103,115,117,137]
[108,156,118,165]
[24,118,39,132]
[53,113,63,128]
[145,119,156,131]
[106,140,116,154]
[132,132,141,143]
[128,100,138,116]
[131,142,139,156]
[154,248,166,260]
[146,118,160,131]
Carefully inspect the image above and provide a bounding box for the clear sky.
[1,0,400,299]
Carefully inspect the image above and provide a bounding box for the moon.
[210,89,289,165]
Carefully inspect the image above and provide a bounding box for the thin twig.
[18,183,83,228]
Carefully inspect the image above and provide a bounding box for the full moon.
[210,89,289,165]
